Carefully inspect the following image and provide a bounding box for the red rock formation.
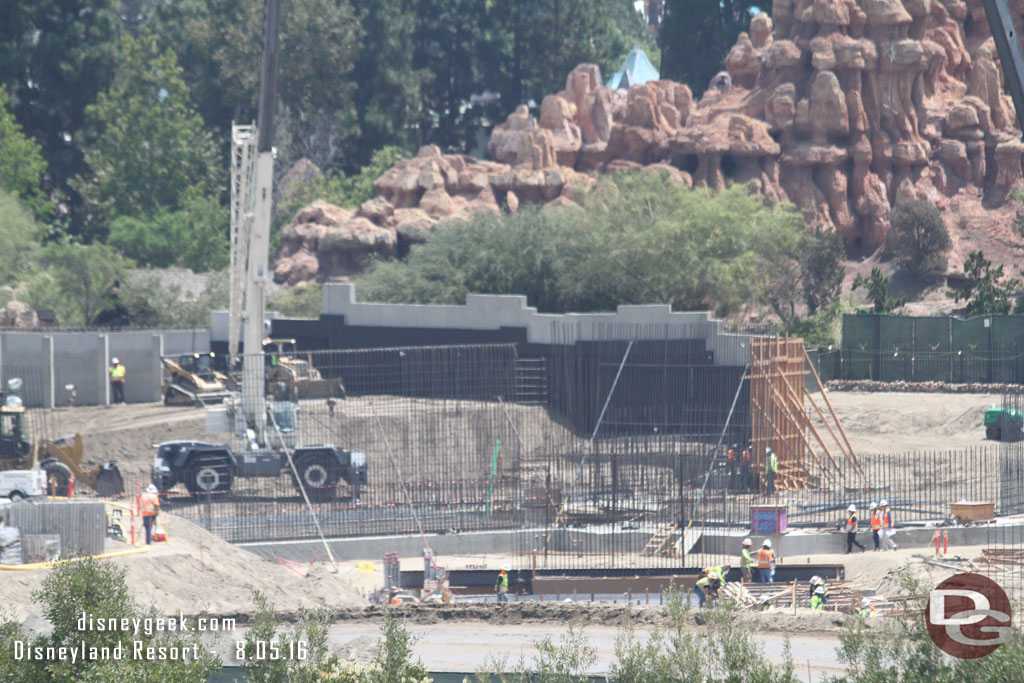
[274,0,1024,285]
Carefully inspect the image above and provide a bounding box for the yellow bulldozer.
[0,379,124,497]
[162,352,233,406]
[263,339,345,402]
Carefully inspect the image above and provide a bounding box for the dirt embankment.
[0,513,364,629]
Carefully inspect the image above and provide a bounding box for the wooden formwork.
[750,337,864,492]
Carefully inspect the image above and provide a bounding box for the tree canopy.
[359,173,816,316]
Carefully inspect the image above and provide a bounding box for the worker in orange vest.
[869,502,882,552]
[844,504,866,554]
[756,539,774,583]
[140,484,160,545]
[880,499,899,551]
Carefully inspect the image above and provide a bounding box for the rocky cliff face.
[274,0,1024,285]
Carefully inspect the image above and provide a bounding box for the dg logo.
[926,573,1013,659]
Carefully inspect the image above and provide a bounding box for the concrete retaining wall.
[313,284,750,365]
[9,499,106,557]
[0,330,210,406]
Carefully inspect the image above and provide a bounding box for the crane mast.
[231,0,280,442]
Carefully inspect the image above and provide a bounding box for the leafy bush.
[0,190,43,286]
[24,241,134,326]
[888,199,952,279]
[0,557,218,681]
[268,282,323,319]
[852,268,906,313]
[107,186,228,271]
[947,250,1022,316]
[801,228,846,315]
[359,173,811,316]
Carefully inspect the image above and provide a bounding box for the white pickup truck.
[0,469,47,501]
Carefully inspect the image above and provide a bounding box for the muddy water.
[328,623,845,681]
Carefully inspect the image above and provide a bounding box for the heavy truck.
[0,378,124,497]
[151,439,366,502]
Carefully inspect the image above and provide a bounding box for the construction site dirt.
[52,391,999,484]
[4,389,1011,678]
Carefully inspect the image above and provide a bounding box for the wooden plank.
[804,348,864,477]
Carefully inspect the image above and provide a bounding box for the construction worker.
[809,576,829,608]
[704,563,731,585]
[693,571,722,608]
[495,564,510,603]
[845,504,866,553]
[756,539,774,583]
[765,447,778,495]
[858,598,877,618]
[811,584,827,611]
[739,538,754,582]
[109,357,126,404]
[389,586,402,605]
[140,484,160,545]
[880,500,899,551]
[869,503,882,552]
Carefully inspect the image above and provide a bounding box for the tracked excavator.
[0,378,124,497]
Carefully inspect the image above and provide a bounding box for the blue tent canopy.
[607,49,660,89]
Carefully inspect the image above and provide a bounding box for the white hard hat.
[112,357,120,364]
[742,538,752,546]
[848,504,856,512]
[501,564,511,571]
[880,499,888,507]
[810,575,820,584]
[861,598,870,608]
[762,539,772,548]
[146,484,157,493]
[814,585,825,595]
[870,502,878,509]
[765,447,772,454]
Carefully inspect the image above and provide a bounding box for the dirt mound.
[0,513,365,629]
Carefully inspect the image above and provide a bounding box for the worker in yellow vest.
[765,447,778,495]
[109,357,126,404]
[739,538,754,583]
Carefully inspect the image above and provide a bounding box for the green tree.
[73,31,220,239]
[947,250,1021,316]
[116,270,229,329]
[661,0,769,94]
[0,0,123,233]
[888,198,952,279]
[24,241,134,326]
[359,204,593,312]
[0,190,44,286]
[268,283,323,319]
[360,173,810,316]
[108,186,228,271]
[0,86,51,221]
[206,0,363,173]
[852,268,906,313]
[0,557,218,681]
[350,0,426,166]
[492,0,652,119]
[802,229,846,314]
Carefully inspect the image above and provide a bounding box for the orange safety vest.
[757,548,773,568]
[845,514,858,532]
[870,514,882,530]
[140,492,159,517]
